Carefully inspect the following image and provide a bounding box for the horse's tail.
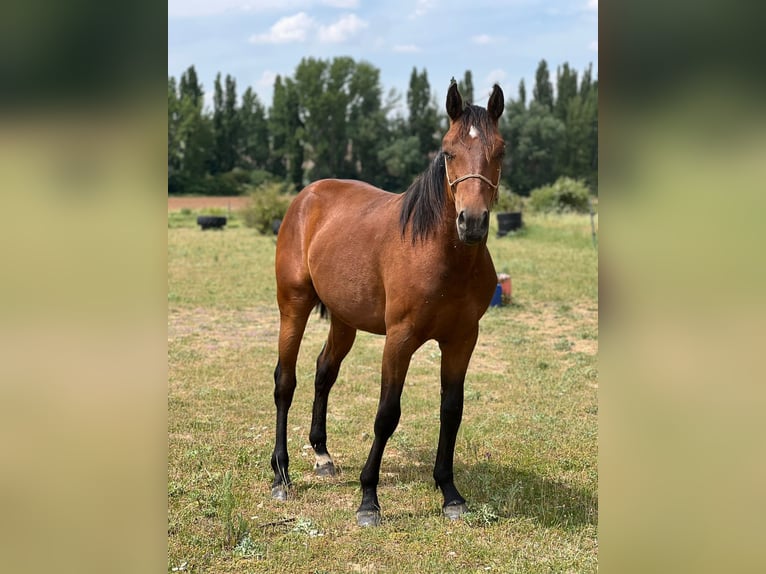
[316,300,329,320]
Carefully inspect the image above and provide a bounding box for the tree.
[238,87,269,170]
[268,75,304,187]
[458,70,475,104]
[348,61,388,186]
[211,73,224,173]
[168,77,181,180]
[284,78,304,188]
[407,68,439,158]
[505,101,565,194]
[375,103,426,192]
[168,69,213,194]
[178,65,202,108]
[166,58,598,197]
[554,63,578,122]
[294,56,353,180]
[211,73,240,174]
[532,59,554,111]
[268,75,288,179]
[224,74,240,169]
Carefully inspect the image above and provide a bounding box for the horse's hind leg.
[271,299,313,501]
[310,317,356,476]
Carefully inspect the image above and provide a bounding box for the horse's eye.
[444,152,455,161]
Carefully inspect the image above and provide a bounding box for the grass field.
[168,207,598,573]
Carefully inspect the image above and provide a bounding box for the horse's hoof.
[356,510,381,527]
[314,462,336,477]
[271,485,290,501]
[443,502,468,520]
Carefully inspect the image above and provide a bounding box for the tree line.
[168,58,597,197]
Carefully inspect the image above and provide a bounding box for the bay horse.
[271,80,505,526]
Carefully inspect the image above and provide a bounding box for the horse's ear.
[487,84,504,122]
[446,79,463,122]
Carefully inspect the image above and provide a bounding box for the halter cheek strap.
[444,162,502,203]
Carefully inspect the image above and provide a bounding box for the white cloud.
[589,39,598,51]
[393,44,421,53]
[587,0,597,10]
[248,12,315,44]
[410,0,435,19]
[248,12,367,45]
[472,34,503,45]
[318,13,368,43]
[321,0,359,7]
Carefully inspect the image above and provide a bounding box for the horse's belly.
[315,285,387,334]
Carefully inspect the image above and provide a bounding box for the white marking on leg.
[469,125,478,139]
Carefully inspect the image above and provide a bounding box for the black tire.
[496,212,522,236]
[197,215,227,230]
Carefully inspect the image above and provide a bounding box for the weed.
[554,338,573,351]
[463,503,500,526]
[233,533,265,559]
[291,517,324,538]
[216,470,249,549]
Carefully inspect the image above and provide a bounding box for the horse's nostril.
[481,211,489,227]
[457,211,466,226]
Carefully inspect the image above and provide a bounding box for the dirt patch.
[512,301,599,356]
[168,306,280,356]
[168,196,250,212]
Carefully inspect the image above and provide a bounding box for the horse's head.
[442,81,505,245]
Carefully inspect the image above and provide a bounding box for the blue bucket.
[489,284,503,307]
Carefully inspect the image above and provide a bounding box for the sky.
[168,0,598,115]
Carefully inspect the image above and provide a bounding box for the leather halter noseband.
[444,160,501,203]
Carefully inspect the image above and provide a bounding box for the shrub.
[494,184,524,212]
[528,177,591,214]
[209,171,244,196]
[242,182,295,234]
[249,169,277,187]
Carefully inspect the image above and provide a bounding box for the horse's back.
[292,178,394,218]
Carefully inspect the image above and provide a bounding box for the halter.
[444,160,501,204]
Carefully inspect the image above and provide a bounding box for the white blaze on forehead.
[469,125,479,139]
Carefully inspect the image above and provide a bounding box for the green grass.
[168,211,598,573]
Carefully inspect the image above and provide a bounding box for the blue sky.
[168,0,597,115]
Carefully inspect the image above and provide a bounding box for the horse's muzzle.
[456,210,489,245]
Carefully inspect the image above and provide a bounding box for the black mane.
[399,104,496,243]
[399,152,447,243]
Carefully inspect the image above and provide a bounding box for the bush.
[494,184,524,212]
[207,171,244,196]
[528,177,591,214]
[249,169,277,187]
[242,182,295,234]
[168,168,251,195]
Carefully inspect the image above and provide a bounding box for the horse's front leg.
[356,327,420,527]
[435,328,479,519]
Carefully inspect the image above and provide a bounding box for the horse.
[270,80,505,526]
